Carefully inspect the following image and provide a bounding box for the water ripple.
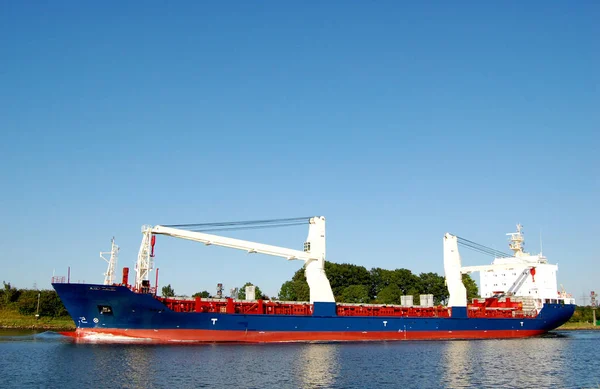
[0,330,598,389]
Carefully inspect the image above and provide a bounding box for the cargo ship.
[53,217,575,342]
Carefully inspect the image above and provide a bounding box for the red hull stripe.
[63,328,547,343]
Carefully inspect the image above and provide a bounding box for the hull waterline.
[53,283,575,343]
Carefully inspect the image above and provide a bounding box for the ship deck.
[157,295,538,319]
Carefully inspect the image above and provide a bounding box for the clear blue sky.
[1,1,598,302]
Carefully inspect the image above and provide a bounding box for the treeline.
[0,282,68,317]
[568,306,599,323]
[278,262,479,305]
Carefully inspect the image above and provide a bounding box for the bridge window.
[98,305,113,315]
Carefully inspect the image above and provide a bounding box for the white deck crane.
[443,234,468,307]
[134,216,335,303]
[444,232,535,306]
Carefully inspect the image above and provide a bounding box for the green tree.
[280,262,472,306]
[370,267,391,298]
[340,285,370,304]
[45,291,68,316]
[290,267,312,301]
[418,272,449,305]
[291,267,306,282]
[376,284,402,304]
[569,306,598,323]
[0,286,68,318]
[35,290,68,317]
[278,281,296,301]
[326,262,372,299]
[371,268,419,300]
[1,281,19,307]
[391,269,420,295]
[278,279,310,302]
[162,284,175,297]
[462,274,479,301]
[192,291,210,298]
[296,262,373,301]
[237,282,264,300]
[17,290,38,315]
[407,287,421,305]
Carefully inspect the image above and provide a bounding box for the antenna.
[539,229,543,256]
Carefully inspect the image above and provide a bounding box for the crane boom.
[134,216,335,303]
[150,226,316,261]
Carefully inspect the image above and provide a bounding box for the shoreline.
[557,323,599,331]
[0,325,75,331]
[0,311,76,331]
[1,309,596,333]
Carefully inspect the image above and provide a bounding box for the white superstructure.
[461,224,575,305]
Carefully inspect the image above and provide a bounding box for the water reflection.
[297,344,339,388]
[45,344,157,388]
[120,346,156,388]
[2,331,598,389]
[441,340,474,388]
[441,338,570,389]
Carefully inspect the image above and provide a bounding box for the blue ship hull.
[53,283,575,342]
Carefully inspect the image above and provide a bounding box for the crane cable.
[188,222,308,233]
[163,216,312,233]
[455,236,514,258]
[164,220,515,254]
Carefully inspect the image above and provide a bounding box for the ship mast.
[507,224,526,256]
[100,237,119,285]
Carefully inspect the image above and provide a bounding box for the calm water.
[0,330,599,389]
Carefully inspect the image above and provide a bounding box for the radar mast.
[507,224,526,256]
